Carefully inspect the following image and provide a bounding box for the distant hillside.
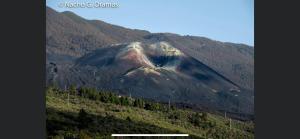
[46,7,149,57]
[46,7,254,115]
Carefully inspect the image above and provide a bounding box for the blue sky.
[47,0,254,46]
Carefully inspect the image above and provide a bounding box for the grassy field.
[46,88,254,139]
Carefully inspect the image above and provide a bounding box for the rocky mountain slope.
[46,7,254,115]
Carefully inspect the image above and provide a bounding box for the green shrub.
[120,96,130,106]
[78,130,92,139]
[201,112,208,121]
[189,112,202,127]
[107,93,120,105]
[100,93,110,103]
[126,116,132,122]
[69,85,77,95]
[168,111,182,120]
[78,109,93,129]
[133,99,144,108]
[144,102,160,111]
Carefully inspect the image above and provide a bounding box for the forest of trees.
[47,85,215,127]
[48,86,186,112]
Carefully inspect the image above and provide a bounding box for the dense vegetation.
[46,86,254,139]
